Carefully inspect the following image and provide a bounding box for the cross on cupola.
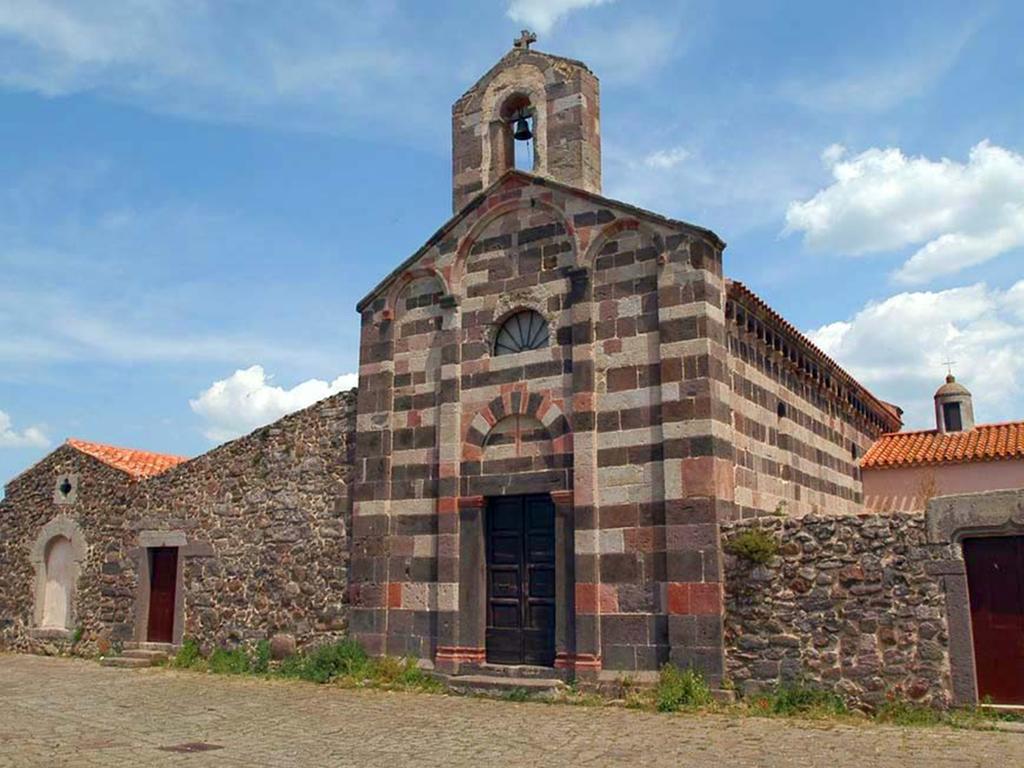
[513,29,537,49]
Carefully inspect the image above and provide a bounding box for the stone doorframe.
[128,529,212,646]
[925,489,1024,706]
[28,515,88,639]
[437,490,576,674]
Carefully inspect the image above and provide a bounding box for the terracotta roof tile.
[66,438,188,478]
[861,421,1024,469]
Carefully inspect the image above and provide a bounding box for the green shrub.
[756,682,848,717]
[171,637,204,670]
[655,665,712,712]
[208,647,252,675]
[725,529,779,565]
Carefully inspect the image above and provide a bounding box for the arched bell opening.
[495,92,537,173]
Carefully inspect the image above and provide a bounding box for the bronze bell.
[513,115,533,141]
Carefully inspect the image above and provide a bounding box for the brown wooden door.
[146,547,178,643]
[964,536,1024,705]
[486,495,556,666]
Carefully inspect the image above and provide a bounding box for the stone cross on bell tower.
[449,35,602,211]
[513,29,537,49]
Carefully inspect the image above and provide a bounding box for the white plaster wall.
[864,459,1024,512]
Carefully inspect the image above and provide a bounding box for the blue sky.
[2,0,1023,487]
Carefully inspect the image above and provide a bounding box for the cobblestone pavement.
[1,654,1022,767]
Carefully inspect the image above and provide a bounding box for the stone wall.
[135,390,357,651]
[722,513,953,709]
[0,446,138,655]
[0,390,357,656]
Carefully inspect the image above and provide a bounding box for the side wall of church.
[352,176,735,679]
[725,289,897,518]
[0,447,138,655]
[0,390,357,657]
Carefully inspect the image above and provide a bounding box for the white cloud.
[0,409,49,448]
[0,1,441,141]
[785,141,1024,284]
[807,282,1024,429]
[189,365,357,442]
[506,0,614,35]
[643,146,689,170]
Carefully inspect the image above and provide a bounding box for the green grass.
[874,699,944,727]
[278,637,369,683]
[207,647,253,675]
[171,635,441,693]
[170,637,204,670]
[164,637,1021,732]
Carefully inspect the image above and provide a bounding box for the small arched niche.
[42,536,74,628]
[29,515,87,635]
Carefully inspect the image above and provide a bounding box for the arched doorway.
[42,536,73,629]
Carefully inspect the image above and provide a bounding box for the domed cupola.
[934,374,974,433]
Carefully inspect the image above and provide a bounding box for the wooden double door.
[964,536,1024,705]
[486,495,556,666]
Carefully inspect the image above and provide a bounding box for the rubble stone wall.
[722,512,954,708]
[0,390,357,656]
[0,446,138,655]
[136,390,357,651]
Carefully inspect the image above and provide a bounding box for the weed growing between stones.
[750,682,849,718]
[724,528,779,565]
[653,665,713,712]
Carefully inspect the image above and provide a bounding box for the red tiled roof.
[861,421,1024,469]
[66,438,188,478]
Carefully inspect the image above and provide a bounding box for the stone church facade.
[3,40,1023,708]
[347,44,899,683]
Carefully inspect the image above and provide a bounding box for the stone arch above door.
[461,392,573,498]
[29,515,88,636]
[463,391,570,461]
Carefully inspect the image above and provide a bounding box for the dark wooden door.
[486,495,556,666]
[147,547,178,644]
[964,536,1024,705]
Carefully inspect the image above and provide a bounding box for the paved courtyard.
[1,654,1022,767]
